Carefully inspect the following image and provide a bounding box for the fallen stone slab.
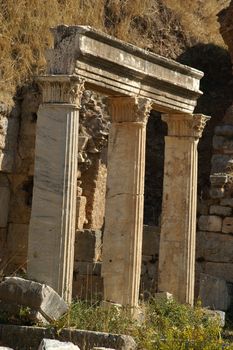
[0,277,68,322]
[0,325,137,350]
[38,339,80,350]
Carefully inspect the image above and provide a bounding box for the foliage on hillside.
[0,0,231,104]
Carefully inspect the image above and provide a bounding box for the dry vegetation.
[0,0,231,104]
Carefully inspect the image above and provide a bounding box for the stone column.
[158,114,210,305]
[27,75,84,302]
[102,97,152,308]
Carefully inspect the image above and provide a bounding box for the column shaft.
[158,114,210,305]
[27,76,84,302]
[102,97,151,307]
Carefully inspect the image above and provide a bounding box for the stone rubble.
[38,339,80,350]
[0,277,68,323]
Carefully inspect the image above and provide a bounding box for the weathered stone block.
[205,262,233,283]
[210,174,228,186]
[209,205,232,216]
[220,198,233,207]
[0,277,68,322]
[38,339,80,350]
[198,215,222,232]
[199,273,231,311]
[222,217,233,234]
[142,225,160,257]
[0,187,10,227]
[75,229,102,262]
[213,135,233,153]
[211,155,231,174]
[196,231,233,262]
[209,187,225,199]
[0,324,137,350]
[76,196,87,230]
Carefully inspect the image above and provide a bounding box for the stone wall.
[195,113,233,297]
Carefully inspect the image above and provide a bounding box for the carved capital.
[37,75,85,107]
[162,113,210,138]
[108,97,152,123]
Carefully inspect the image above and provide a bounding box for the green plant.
[49,298,233,350]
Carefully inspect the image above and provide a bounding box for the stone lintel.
[37,75,85,106]
[162,113,211,138]
[108,97,152,123]
[45,25,204,114]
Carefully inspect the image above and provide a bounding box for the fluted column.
[27,75,84,302]
[158,114,210,305]
[102,97,152,308]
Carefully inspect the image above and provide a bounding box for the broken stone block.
[0,277,68,322]
[38,339,80,350]
[209,205,232,216]
[222,217,233,234]
[198,215,222,232]
[199,273,231,311]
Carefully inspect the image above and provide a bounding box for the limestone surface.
[38,339,80,350]
[0,277,68,322]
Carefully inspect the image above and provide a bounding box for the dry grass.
[0,0,231,105]
[164,0,230,44]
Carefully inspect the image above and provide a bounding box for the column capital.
[37,75,85,107]
[108,96,152,123]
[162,113,210,138]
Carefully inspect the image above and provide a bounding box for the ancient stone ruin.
[0,24,212,313]
[7,24,208,310]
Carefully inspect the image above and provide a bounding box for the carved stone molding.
[37,75,85,107]
[162,113,210,139]
[108,97,152,124]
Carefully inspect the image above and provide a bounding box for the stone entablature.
[46,25,203,114]
[27,25,210,308]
